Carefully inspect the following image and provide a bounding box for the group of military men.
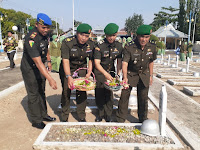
[20,13,157,129]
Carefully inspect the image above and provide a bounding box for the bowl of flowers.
[104,77,123,91]
[71,68,96,91]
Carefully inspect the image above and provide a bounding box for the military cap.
[104,23,119,35]
[136,25,152,35]
[77,23,92,34]
[37,13,52,26]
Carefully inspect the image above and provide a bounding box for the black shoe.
[95,116,103,122]
[105,116,112,122]
[61,118,68,122]
[32,122,46,129]
[43,115,56,122]
[79,118,86,122]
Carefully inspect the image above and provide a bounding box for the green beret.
[104,23,119,35]
[136,25,152,35]
[77,23,92,34]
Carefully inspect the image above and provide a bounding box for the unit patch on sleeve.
[29,40,34,47]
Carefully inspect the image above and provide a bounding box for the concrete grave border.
[33,122,183,150]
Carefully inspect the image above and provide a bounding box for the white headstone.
[171,64,176,68]
[176,55,179,68]
[193,72,200,77]
[181,68,186,72]
[191,51,193,61]
[186,57,190,72]
[128,95,137,106]
[159,85,167,136]
[168,55,170,66]
[161,54,163,64]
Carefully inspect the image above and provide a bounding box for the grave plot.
[156,72,196,79]
[69,89,155,113]
[33,122,184,150]
[154,68,181,73]
[183,87,200,96]
[167,79,200,86]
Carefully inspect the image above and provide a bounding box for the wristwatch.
[66,75,71,79]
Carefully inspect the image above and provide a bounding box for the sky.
[1,0,179,31]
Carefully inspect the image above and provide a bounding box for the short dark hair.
[7,31,14,34]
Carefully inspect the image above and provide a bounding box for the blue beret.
[37,13,52,26]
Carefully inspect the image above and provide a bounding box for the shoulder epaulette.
[65,36,75,42]
[30,32,37,39]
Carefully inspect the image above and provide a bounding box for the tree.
[150,6,178,32]
[177,0,186,33]
[125,13,144,36]
[0,8,60,38]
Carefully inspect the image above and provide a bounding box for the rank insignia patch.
[29,40,34,47]
[95,47,100,51]
[30,32,37,39]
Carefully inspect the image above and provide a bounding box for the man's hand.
[123,77,128,84]
[85,72,91,79]
[68,76,74,89]
[149,76,153,85]
[104,72,113,81]
[49,78,57,90]
[47,62,52,72]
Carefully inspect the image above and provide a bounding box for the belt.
[138,70,143,74]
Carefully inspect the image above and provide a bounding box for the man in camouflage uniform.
[116,25,157,123]
[3,31,18,69]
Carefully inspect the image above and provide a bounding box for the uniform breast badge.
[30,32,37,39]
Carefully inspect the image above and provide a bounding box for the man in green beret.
[116,24,157,123]
[59,23,95,122]
[94,23,124,122]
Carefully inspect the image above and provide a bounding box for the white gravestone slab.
[176,55,179,68]
[168,55,170,66]
[186,57,190,72]
[159,85,167,136]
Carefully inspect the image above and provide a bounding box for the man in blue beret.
[94,23,124,122]
[116,25,157,123]
[21,13,57,129]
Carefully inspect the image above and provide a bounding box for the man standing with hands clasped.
[21,13,57,129]
[116,25,157,123]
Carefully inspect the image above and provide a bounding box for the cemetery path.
[150,77,200,149]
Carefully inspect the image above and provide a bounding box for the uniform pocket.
[70,49,79,58]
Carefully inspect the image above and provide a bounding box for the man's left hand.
[149,76,153,85]
[85,72,91,78]
[47,62,52,72]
